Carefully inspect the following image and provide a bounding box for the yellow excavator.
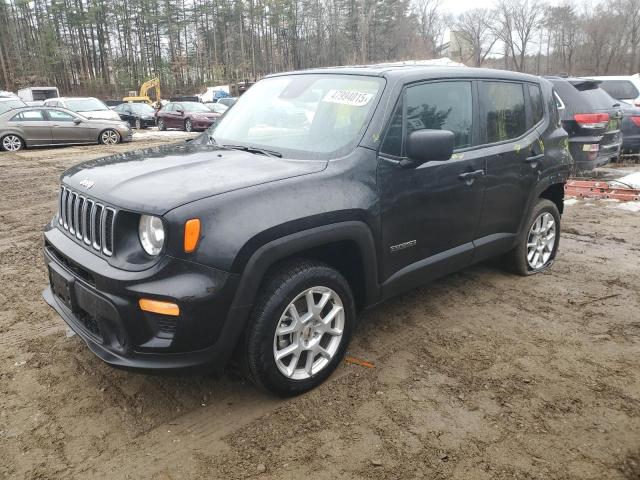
[122,77,161,107]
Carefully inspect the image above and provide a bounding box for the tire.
[157,119,166,131]
[504,198,561,276]
[99,129,120,145]
[184,119,193,132]
[242,259,356,396]
[135,118,142,130]
[1,134,24,152]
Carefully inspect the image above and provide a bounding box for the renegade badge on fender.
[43,66,571,396]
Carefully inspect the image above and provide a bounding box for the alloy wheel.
[526,212,556,270]
[2,135,22,151]
[273,286,345,380]
[185,119,192,132]
[101,130,119,145]
[135,118,141,129]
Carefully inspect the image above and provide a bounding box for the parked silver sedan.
[0,106,132,151]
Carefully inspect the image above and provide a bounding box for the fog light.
[139,298,180,316]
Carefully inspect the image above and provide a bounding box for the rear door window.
[11,110,45,121]
[480,81,527,143]
[599,80,639,100]
[404,81,473,150]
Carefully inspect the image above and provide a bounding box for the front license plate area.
[49,263,76,312]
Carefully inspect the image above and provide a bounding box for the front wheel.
[135,118,142,130]
[504,198,560,275]
[184,119,193,132]
[99,129,120,145]
[242,260,355,396]
[1,134,24,151]
[157,119,166,131]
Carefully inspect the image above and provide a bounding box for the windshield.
[209,74,384,159]
[130,103,155,114]
[0,99,26,114]
[181,102,210,112]
[66,98,109,112]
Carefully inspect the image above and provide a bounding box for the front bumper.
[120,128,133,143]
[42,226,240,371]
[192,118,216,130]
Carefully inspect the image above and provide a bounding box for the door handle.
[525,153,544,165]
[458,169,485,185]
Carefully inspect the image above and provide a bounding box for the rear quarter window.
[528,84,544,125]
[578,88,620,110]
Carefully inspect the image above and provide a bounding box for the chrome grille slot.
[75,196,84,240]
[58,187,116,257]
[92,204,103,251]
[83,199,94,245]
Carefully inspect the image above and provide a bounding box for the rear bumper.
[622,134,640,153]
[42,225,241,372]
[569,134,621,171]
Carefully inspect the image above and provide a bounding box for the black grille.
[58,186,116,256]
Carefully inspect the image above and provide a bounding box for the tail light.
[574,113,610,129]
[630,116,640,127]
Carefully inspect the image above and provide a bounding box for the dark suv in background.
[43,67,570,395]
[546,76,622,172]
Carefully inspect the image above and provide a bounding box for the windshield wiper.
[222,144,282,158]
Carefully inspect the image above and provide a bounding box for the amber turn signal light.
[184,218,201,253]
[139,298,180,316]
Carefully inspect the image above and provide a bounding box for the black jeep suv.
[546,76,622,172]
[43,66,571,395]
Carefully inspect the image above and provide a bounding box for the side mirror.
[402,129,455,167]
[73,118,82,125]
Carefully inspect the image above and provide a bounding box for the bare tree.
[411,0,446,57]
[453,8,498,66]
[494,0,546,72]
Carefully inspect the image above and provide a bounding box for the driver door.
[45,109,94,144]
[377,80,486,296]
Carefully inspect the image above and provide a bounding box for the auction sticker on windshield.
[323,89,374,106]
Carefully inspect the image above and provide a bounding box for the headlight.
[138,215,165,256]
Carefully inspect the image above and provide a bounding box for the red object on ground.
[565,179,640,201]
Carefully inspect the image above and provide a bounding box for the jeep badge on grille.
[79,178,95,189]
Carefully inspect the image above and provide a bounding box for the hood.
[80,110,122,121]
[61,142,328,215]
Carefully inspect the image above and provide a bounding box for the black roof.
[269,64,543,83]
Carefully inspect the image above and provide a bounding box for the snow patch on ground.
[616,201,640,212]
[564,198,579,206]
[132,129,199,141]
[613,172,640,189]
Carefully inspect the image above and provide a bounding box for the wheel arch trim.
[214,221,380,366]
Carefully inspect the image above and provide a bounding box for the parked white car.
[591,75,640,107]
[17,86,60,105]
[43,97,121,121]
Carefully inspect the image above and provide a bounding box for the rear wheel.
[242,260,355,396]
[184,119,193,132]
[504,199,560,275]
[1,134,24,152]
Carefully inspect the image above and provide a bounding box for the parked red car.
[155,101,221,132]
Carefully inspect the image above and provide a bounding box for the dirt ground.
[1,136,639,480]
